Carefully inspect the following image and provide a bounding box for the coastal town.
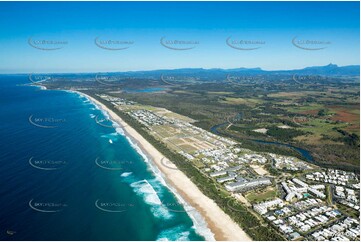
[1,1,359,241]
[96,93,360,241]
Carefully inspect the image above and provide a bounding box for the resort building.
[225,177,271,192]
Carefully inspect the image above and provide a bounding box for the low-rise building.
[225,177,272,192]
[253,198,284,215]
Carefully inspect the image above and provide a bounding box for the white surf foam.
[118,125,215,240]
[157,178,215,241]
[70,91,215,240]
[123,136,150,164]
[156,225,191,241]
[130,180,161,205]
[115,127,125,136]
[130,180,173,220]
[120,172,133,177]
[131,152,215,240]
[100,132,119,142]
[188,210,215,241]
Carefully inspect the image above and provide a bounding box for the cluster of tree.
[265,163,280,176]
[317,108,329,116]
[220,128,304,160]
[266,126,309,142]
[333,128,360,147]
[309,143,360,171]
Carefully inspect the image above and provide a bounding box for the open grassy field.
[245,187,279,203]
[219,97,263,107]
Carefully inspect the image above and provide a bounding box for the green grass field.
[245,187,278,203]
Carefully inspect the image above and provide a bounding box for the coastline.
[77,91,252,241]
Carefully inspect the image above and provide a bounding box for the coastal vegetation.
[86,91,285,241]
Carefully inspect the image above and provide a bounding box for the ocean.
[0,75,213,241]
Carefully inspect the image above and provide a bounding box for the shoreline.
[77,91,252,241]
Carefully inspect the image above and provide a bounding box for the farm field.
[43,72,360,171]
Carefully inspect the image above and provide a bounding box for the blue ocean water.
[0,75,212,241]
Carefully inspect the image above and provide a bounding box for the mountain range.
[113,64,360,77]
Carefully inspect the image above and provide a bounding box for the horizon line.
[0,63,360,75]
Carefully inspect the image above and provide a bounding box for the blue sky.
[0,1,359,73]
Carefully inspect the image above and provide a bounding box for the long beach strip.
[79,91,251,241]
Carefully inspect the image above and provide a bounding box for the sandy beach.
[80,92,251,241]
